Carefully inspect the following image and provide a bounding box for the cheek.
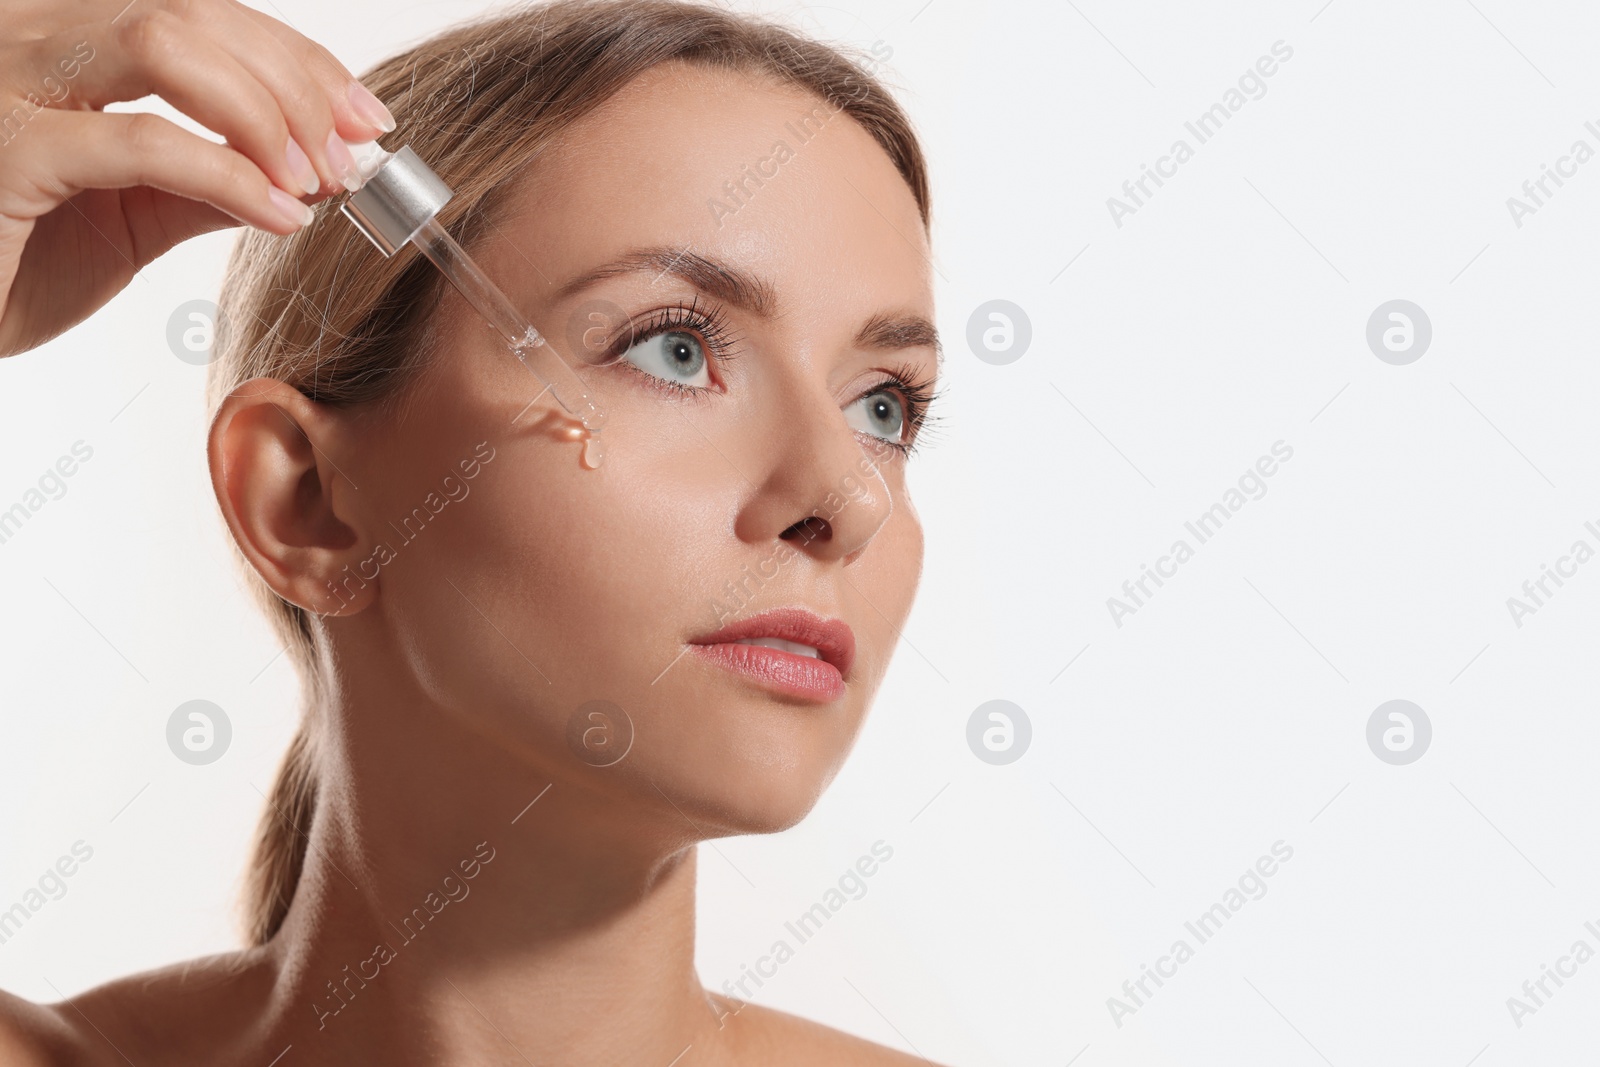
[357,376,925,789]
[375,422,742,726]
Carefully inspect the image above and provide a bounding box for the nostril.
[781,516,831,545]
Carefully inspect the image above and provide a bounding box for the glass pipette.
[339,141,607,468]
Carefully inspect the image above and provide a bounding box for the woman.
[0,0,943,1062]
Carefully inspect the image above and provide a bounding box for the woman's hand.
[0,0,395,357]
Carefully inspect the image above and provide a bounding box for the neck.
[252,670,733,1065]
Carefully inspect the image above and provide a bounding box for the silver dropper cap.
[340,144,453,256]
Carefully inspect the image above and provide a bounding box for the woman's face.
[332,62,937,835]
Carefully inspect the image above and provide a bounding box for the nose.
[734,387,893,566]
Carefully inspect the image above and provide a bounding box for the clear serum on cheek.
[337,141,607,469]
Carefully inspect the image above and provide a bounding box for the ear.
[208,376,375,618]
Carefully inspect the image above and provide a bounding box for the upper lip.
[690,608,856,679]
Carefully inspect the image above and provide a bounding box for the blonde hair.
[210,0,932,946]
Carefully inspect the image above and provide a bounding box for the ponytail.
[241,722,319,945]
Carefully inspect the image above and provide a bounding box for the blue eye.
[621,330,711,388]
[845,389,906,444]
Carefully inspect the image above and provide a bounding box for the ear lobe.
[208,376,374,618]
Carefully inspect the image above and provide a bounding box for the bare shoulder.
[0,949,272,1066]
[0,986,85,1066]
[711,992,950,1066]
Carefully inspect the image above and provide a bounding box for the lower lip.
[688,642,846,702]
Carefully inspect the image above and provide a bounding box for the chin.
[643,744,845,841]
[720,787,824,837]
[555,665,873,842]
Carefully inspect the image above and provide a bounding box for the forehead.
[486,60,933,311]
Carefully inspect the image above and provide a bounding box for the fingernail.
[268,186,315,229]
[285,136,320,196]
[326,130,361,192]
[348,81,396,133]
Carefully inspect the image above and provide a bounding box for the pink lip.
[688,608,856,703]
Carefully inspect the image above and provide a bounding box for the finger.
[25,109,314,235]
[185,0,383,192]
[41,18,323,200]
[229,1,395,139]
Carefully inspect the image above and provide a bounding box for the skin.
[1,49,945,1067]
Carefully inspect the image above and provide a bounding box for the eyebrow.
[555,245,942,363]
[856,311,943,364]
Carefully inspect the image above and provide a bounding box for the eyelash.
[599,294,744,372]
[866,361,941,458]
[598,295,941,456]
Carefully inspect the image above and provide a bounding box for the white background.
[5,0,1600,1063]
